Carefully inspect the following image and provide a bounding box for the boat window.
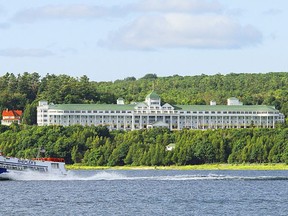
[51,163,59,169]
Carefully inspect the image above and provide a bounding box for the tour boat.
[0,152,67,179]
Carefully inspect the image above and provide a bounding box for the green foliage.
[140,73,158,80]
[0,125,287,166]
[22,103,37,125]
[0,72,287,166]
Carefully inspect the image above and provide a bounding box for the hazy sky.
[0,0,287,81]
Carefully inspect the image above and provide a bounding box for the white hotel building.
[37,91,285,130]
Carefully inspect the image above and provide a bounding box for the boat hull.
[0,167,7,174]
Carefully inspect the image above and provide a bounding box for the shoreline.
[66,163,288,171]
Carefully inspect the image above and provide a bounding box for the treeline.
[0,125,287,165]
[0,72,288,123]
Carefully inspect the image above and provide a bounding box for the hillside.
[0,72,287,124]
[0,71,287,166]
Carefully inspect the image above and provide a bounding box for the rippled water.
[1,170,288,215]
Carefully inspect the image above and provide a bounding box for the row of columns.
[48,114,276,130]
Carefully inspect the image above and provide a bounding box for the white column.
[147,115,150,126]
[237,116,239,128]
[124,115,126,130]
[202,116,204,129]
[132,114,135,130]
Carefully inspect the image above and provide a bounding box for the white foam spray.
[2,170,288,181]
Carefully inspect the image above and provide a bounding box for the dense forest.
[0,125,287,165]
[0,71,287,165]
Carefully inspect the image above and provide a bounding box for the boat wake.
[2,171,288,181]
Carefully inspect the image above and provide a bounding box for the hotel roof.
[47,103,278,112]
[45,91,279,113]
[145,91,160,100]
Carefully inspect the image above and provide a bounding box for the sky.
[0,0,287,81]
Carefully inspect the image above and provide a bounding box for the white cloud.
[10,1,262,50]
[0,48,54,57]
[0,22,9,29]
[11,4,117,23]
[226,8,244,17]
[263,9,282,16]
[101,13,262,50]
[61,47,78,55]
[11,0,223,23]
[131,0,222,13]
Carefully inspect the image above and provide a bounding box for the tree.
[22,103,37,125]
[141,73,158,80]
[71,145,82,163]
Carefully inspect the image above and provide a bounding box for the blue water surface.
[1,170,288,216]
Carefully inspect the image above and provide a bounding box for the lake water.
[1,170,288,216]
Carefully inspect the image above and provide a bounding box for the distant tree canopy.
[0,71,287,125]
[140,73,158,80]
[124,76,136,81]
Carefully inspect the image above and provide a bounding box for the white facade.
[117,98,125,105]
[37,92,285,130]
[227,97,243,106]
[1,118,21,126]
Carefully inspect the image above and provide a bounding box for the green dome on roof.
[145,91,160,99]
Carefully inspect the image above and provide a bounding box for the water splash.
[1,170,126,181]
[2,171,288,181]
